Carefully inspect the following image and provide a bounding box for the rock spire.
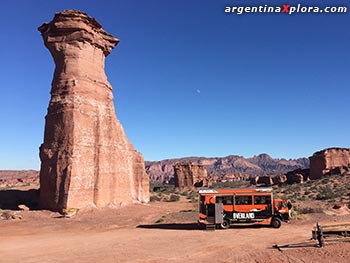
[38,10,149,211]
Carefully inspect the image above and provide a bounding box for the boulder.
[286,173,304,184]
[285,168,309,184]
[272,174,287,185]
[250,176,259,185]
[18,204,30,211]
[256,176,274,186]
[38,10,149,212]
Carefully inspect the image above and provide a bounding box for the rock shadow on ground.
[0,189,39,210]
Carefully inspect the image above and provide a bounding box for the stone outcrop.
[38,10,149,212]
[286,172,304,184]
[217,173,252,182]
[173,163,210,187]
[250,169,309,186]
[309,148,350,180]
[250,174,287,186]
[250,176,273,186]
[249,148,350,186]
[285,168,309,184]
[272,174,287,185]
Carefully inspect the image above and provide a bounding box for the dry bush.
[168,194,180,202]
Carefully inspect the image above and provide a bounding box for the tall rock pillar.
[38,10,149,212]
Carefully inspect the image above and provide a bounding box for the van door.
[215,203,224,224]
[207,204,215,224]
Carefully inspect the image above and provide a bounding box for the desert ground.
[1,193,350,263]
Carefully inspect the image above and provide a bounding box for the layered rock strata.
[309,148,350,180]
[174,163,210,187]
[38,10,149,211]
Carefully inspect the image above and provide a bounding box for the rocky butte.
[174,163,210,187]
[309,148,350,180]
[38,10,149,212]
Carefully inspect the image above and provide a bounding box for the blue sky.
[0,0,349,169]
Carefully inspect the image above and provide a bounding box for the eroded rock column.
[174,163,210,187]
[38,10,149,211]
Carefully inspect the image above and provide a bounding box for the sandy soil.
[1,197,350,263]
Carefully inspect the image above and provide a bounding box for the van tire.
[220,219,230,229]
[271,217,282,228]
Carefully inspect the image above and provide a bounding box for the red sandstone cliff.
[309,148,350,180]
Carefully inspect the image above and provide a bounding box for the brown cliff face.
[38,10,149,212]
[309,148,350,180]
[173,163,210,187]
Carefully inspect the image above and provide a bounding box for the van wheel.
[271,217,282,228]
[220,219,230,229]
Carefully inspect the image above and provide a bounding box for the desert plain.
[1,189,350,263]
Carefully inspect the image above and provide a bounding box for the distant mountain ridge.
[0,154,310,185]
[145,154,309,183]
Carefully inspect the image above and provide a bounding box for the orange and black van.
[198,188,291,229]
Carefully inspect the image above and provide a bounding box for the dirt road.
[1,199,350,263]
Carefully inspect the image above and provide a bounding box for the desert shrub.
[152,186,162,193]
[63,208,78,214]
[305,180,312,186]
[149,183,175,194]
[179,209,196,213]
[320,177,330,184]
[190,196,198,203]
[283,187,294,195]
[334,189,344,198]
[294,206,323,214]
[290,209,299,218]
[211,181,250,189]
[179,191,189,196]
[316,186,336,200]
[178,187,193,196]
[150,195,161,202]
[168,194,180,202]
[309,185,318,191]
[293,185,302,192]
[186,191,198,203]
[155,216,166,223]
[298,196,307,201]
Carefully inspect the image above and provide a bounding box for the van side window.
[235,196,252,205]
[254,196,271,205]
[223,196,233,205]
[216,196,233,205]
